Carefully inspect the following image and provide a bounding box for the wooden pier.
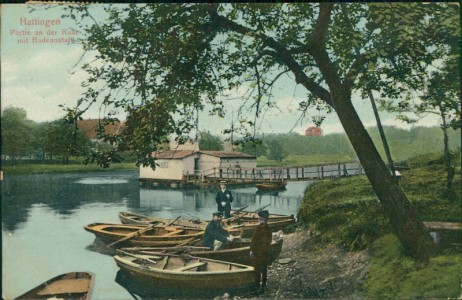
[198,161,363,183]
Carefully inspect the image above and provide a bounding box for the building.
[304,126,323,137]
[139,149,257,183]
[76,119,125,140]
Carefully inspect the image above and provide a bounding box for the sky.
[1,3,442,138]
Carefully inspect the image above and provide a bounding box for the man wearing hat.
[202,211,234,250]
[250,210,272,293]
[215,181,233,218]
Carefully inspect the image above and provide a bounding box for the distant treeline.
[260,126,461,163]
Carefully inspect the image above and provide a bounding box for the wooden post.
[321,166,324,178]
[317,166,320,178]
[287,168,290,179]
[296,167,299,180]
[302,167,305,179]
[338,164,341,177]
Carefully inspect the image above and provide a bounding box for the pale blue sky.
[1,4,441,136]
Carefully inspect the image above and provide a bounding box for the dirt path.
[222,228,371,299]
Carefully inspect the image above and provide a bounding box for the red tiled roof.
[76,119,125,139]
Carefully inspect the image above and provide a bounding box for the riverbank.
[1,162,137,175]
[261,228,369,299]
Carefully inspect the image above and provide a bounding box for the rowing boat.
[119,212,208,227]
[120,236,283,265]
[232,210,295,221]
[255,181,287,191]
[118,211,295,238]
[14,272,95,300]
[113,252,254,291]
[84,223,204,247]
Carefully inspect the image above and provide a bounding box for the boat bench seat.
[174,262,207,272]
[162,229,184,237]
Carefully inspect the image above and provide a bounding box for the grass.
[364,234,462,299]
[257,154,355,167]
[2,162,138,175]
[298,152,461,298]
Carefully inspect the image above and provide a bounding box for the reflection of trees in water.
[1,172,140,231]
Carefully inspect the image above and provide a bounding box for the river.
[1,170,312,300]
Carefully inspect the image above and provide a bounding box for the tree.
[44,121,90,164]
[1,107,33,161]
[377,7,461,201]
[236,138,267,157]
[266,140,287,162]
[199,131,223,151]
[63,3,460,260]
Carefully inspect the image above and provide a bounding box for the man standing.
[215,181,233,218]
[202,212,234,250]
[250,210,272,293]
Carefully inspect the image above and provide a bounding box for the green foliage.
[1,107,34,160]
[298,176,390,250]
[235,138,267,157]
[364,234,462,299]
[60,3,458,170]
[266,140,288,162]
[44,121,90,164]
[198,131,223,151]
[298,152,461,249]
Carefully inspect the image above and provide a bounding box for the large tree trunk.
[334,93,435,261]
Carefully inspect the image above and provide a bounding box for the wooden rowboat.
[118,211,295,238]
[119,212,208,228]
[113,252,254,291]
[232,210,296,221]
[226,218,296,238]
[14,272,95,300]
[255,181,288,191]
[120,237,283,266]
[84,223,205,247]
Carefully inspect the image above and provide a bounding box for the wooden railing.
[183,161,363,182]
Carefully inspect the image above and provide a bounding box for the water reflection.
[1,171,140,232]
[2,171,312,300]
[135,180,310,221]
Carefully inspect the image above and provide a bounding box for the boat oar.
[252,203,271,213]
[175,238,202,248]
[107,225,157,248]
[166,216,182,226]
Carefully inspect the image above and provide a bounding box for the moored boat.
[120,236,283,266]
[119,212,208,228]
[232,210,295,221]
[113,251,254,291]
[118,211,295,238]
[255,181,288,191]
[14,271,95,300]
[84,223,205,247]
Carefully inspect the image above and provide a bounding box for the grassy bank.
[298,152,461,298]
[2,162,138,175]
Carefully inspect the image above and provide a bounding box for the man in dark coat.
[215,181,233,218]
[202,212,234,250]
[250,210,272,293]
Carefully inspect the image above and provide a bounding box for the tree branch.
[208,6,333,106]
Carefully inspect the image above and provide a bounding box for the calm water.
[1,170,312,300]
